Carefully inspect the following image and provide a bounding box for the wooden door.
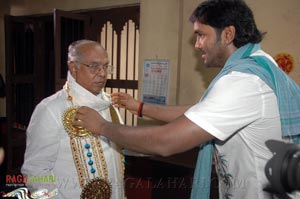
[53,9,90,90]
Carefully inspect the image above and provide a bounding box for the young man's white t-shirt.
[185,71,299,199]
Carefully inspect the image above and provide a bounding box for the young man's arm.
[111,92,192,122]
[74,106,214,156]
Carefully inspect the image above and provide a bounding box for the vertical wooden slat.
[133,23,137,82]
[125,21,129,82]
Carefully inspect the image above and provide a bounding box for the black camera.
[264,140,300,198]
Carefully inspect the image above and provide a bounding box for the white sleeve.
[21,101,60,192]
[184,72,263,141]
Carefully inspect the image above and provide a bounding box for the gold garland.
[62,82,125,199]
[109,105,126,178]
[63,106,92,137]
[80,177,111,199]
[62,81,91,138]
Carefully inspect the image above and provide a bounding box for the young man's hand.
[73,106,105,134]
[111,92,140,115]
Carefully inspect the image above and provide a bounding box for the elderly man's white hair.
[67,39,105,62]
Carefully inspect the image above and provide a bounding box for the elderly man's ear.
[68,61,78,78]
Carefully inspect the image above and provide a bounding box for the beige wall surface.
[139,0,180,105]
[0,0,300,117]
[9,0,139,15]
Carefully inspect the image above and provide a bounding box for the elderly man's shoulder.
[35,89,66,111]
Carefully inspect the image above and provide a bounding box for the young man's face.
[193,21,228,68]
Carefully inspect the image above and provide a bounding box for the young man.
[74,1,300,198]
[22,40,125,199]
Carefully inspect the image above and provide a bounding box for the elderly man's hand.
[73,106,105,134]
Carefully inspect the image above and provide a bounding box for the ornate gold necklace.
[62,82,124,199]
[62,82,91,137]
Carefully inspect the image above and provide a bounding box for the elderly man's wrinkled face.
[70,44,109,95]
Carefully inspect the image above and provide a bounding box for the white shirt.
[185,71,300,199]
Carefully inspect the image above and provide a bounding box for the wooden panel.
[53,9,89,90]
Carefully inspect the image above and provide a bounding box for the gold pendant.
[63,106,91,137]
[80,177,111,199]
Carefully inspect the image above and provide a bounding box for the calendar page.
[141,59,170,105]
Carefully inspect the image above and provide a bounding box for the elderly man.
[22,40,125,199]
